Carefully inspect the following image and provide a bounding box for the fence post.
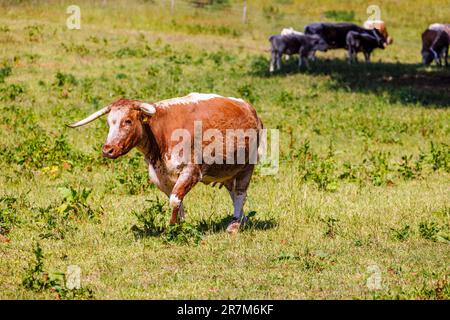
[171,0,175,15]
[242,0,248,24]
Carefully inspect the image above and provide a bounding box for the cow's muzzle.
[102,144,121,159]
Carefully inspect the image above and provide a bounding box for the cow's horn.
[139,102,156,116]
[67,106,110,128]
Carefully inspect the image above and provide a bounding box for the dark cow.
[304,21,392,57]
[305,22,367,50]
[346,29,387,63]
[421,26,450,66]
[269,34,327,72]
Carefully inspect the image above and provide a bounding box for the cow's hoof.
[226,217,248,235]
[226,221,241,234]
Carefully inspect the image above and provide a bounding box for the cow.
[363,20,393,45]
[68,93,264,234]
[304,21,392,58]
[280,27,304,61]
[346,29,387,63]
[421,27,449,66]
[269,33,328,72]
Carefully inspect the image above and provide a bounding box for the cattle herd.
[269,20,450,71]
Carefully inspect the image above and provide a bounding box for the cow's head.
[371,29,388,49]
[364,20,393,45]
[67,98,156,159]
[421,49,434,65]
[421,29,441,66]
[309,34,329,52]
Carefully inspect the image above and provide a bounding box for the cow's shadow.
[196,213,278,234]
[253,57,450,108]
[131,212,278,239]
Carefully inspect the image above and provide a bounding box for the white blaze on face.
[106,108,127,144]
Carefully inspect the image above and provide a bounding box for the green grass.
[0,0,449,299]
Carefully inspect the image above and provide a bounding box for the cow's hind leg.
[169,166,200,225]
[224,165,254,234]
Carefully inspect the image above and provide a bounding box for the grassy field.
[0,0,449,299]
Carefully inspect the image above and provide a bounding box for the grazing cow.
[421,28,449,66]
[68,93,264,234]
[346,29,386,63]
[269,33,328,72]
[363,20,393,45]
[304,21,392,58]
[280,27,304,61]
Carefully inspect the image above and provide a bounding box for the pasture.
[0,0,449,299]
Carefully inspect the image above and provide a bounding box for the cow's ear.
[139,103,156,116]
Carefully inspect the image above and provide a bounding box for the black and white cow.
[269,33,327,72]
[346,29,387,63]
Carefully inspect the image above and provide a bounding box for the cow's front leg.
[269,51,277,73]
[169,166,200,225]
[276,53,282,71]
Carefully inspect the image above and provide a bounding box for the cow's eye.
[124,119,132,125]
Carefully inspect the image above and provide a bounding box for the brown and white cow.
[68,93,264,234]
[421,27,449,66]
[363,20,393,45]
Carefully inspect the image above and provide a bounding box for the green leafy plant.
[391,225,411,241]
[0,196,21,235]
[163,222,203,245]
[22,243,94,299]
[366,151,391,186]
[132,198,168,237]
[398,155,415,180]
[132,198,203,245]
[56,186,103,222]
[0,83,25,101]
[322,216,339,238]
[0,64,12,83]
[418,221,440,241]
[36,186,103,239]
[429,142,449,172]
[54,72,78,87]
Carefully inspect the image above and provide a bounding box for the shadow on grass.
[252,57,450,108]
[131,213,278,239]
[197,213,278,234]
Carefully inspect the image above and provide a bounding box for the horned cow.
[68,93,264,234]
